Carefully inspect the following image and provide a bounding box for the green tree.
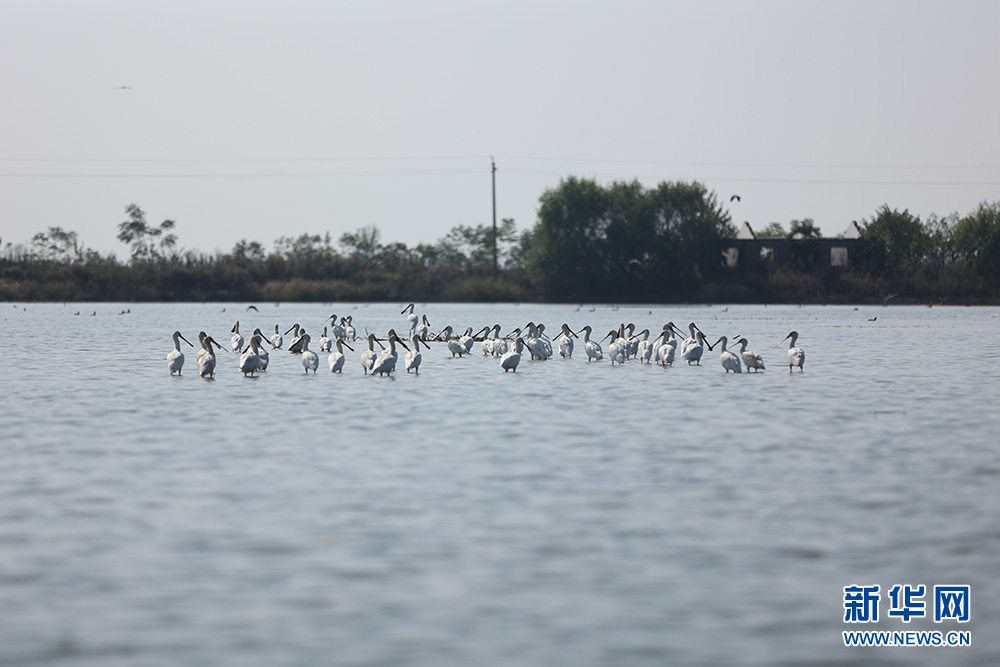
[117,203,178,263]
[785,218,823,270]
[30,226,81,262]
[952,201,1000,280]
[528,177,732,300]
[339,225,382,267]
[758,222,786,238]
[647,181,734,286]
[861,205,927,273]
[529,177,611,299]
[232,239,266,263]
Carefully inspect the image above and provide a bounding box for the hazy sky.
[3,1,998,256]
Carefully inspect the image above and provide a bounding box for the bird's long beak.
[179,333,194,347]
[284,325,296,335]
[772,334,790,349]
[421,339,432,350]
[342,342,355,352]
[396,339,410,351]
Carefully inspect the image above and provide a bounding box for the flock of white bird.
[166,302,806,378]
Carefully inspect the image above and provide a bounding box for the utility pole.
[491,156,498,272]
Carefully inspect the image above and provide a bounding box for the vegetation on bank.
[2,179,999,304]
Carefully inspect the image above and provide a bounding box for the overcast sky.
[2,1,998,256]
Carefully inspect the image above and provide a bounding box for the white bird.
[328,338,354,373]
[779,331,805,373]
[416,314,431,340]
[534,323,554,359]
[651,322,678,365]
[197,334,223,378]
[481,324,499,356]
[624,323,640,358]
[522,322,552,360]
[325,314,346,341]
[734,337,765,372]
[438,325,467,357]
[554,323,577,358]
[500,337,525,372]
[239,334,266,377]
[680,322,701,358]
[167,330,194,375]
[462,326,488,354]
[634,328,652,363]
[251,328,270,371]
[318,325,333,352]
[372,333,408,376]
[405,334,431,373]
[195,331,212,364]
[343,316,357,341]
[577,325,603,362]
[360,333,384,375]
[230,321,244,353]
[492,325,509,356]
[285,323,302,352]
[288,326,308,354]
[714,336,742,373]
[401,302,419,335]
[655,337,676,366]
[603,330,627,366]
[299,333,319,374]
[269,324,283,349]
[682,331,712,365]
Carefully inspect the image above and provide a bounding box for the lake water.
[1,302,998,666]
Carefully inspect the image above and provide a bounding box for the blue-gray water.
[1,302,998,666]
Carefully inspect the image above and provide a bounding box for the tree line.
[2,178,999,303]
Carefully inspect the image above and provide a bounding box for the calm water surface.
[1,302,998,666]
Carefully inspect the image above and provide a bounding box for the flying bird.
[730,194,741,202]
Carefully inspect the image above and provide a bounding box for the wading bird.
[371,334,408,376]
[777,331,805,373]
[554,323,577,358]
[405,334,432,373]
[231,321,244,353]
[577,325,603,362]
[682,331,712,365]
[288,327,308,354]
[285,323,302,351]
[239,335,266,377]
[360,333,384,375]
[197,334,224,378]
[167,331,194,375]
[328,338,354,373]
[714,336,742,373]
[299,334,319,374]
[318,326,332,353]
[269,324,283,349]
[734,337,765,372]
[251,328,270,370]
[401,302,419,335]
[500,337,525,372]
